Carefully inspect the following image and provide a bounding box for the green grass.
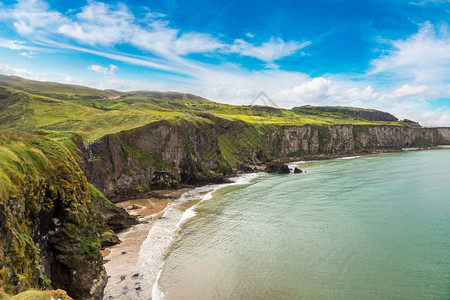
[0,75,407,143]
[0,130,79,200]
[80,229,101,260]
[88,183,113,207]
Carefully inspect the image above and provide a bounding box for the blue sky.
[0,0,450,125]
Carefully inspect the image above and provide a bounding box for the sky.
[0,0,450,126]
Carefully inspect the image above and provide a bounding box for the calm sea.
[154,150,450,299]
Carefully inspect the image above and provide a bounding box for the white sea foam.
[338,156,361,160]
[177,207,197,228]
[143,172,262,299]
[151,267,165,300]
[176,173,262,228]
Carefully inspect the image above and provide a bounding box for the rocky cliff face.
[83,121,450,200]
[0,131,133,299]
[272,125,450,157]
[0,171,106,300]
[83,119,231,201]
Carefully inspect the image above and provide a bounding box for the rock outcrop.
[265,162,291,174]
[294,167,303,173]
[83,120,231,201]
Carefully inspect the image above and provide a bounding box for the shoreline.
[102,188,193,300]
[101,146,448,299]
[102,173,262,299]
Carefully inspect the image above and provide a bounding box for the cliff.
[83,120,450,200]
[0,131,134,299]
[82,118,232,201]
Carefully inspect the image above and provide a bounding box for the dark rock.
[236,164,253,173]
[294,167,303,173]
[265,162,290,174]
[100,231,120,248]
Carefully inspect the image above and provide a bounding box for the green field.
[0,75,404,141]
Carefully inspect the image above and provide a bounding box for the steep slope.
[0,130,133,299]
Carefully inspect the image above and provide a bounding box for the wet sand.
[102,188,192,300]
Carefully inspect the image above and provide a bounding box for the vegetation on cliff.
[0,130,131,299]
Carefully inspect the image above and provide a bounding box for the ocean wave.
[151,266,165,300]
[338,156,361,160]
[134,172,262,299]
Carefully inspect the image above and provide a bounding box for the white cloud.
[174,32,223,55]
[88,64,117,78]
[2,0,307,63]
[335,86,378,103]
[371,22,450,83]
[0,39,34,50]
[58,2,133,46]
[287,77,333,101]
[275,77,379,106]
[226,37,310,62]
[18,51,35,58]
[405,111,450,127]
[388,84,431,99]
[7,0,65,35]
[0,63,30,77]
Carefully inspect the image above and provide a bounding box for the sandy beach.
[102,188,192,300]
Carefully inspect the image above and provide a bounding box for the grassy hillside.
[0,75,404,141]
[0,130,80,199]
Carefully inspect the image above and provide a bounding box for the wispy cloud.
[370,22,450,84]
[6,0,65,35]
[225,37,310,63]
[0,39,39,51]
[1,0,308,63]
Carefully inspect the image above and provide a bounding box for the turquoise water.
[156,150,450,299]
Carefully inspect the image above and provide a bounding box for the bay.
[155,150,450,299]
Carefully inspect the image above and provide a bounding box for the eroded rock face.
[272,125,450,157]
[83,120,231,201]
[0,173,108,299]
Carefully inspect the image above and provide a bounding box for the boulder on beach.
[294,167,303,173]
[265,162,291,174]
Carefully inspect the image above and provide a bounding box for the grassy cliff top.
[0,130,81,199]
[0,75,404,141]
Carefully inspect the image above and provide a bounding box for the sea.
[139,149,450,299]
